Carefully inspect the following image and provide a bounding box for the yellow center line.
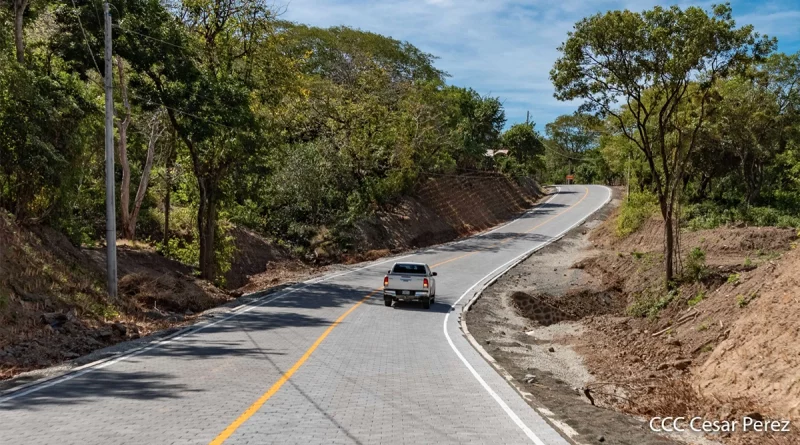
[210,186,590,444]
[209,290,380,445]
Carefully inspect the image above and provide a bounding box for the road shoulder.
[464,189,703,445]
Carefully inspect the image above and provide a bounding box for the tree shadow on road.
[0,369,198,410]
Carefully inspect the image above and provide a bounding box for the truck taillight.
[383,276,389,287]
[423,278,429,288]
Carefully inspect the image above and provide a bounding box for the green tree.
[551,4,773,283]
[502,122,543,163]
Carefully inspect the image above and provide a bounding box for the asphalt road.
[0,184,611,445]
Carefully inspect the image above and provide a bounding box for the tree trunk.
[197,179,217,280]
[117,56,133,239]
[127,122,159,240]
[659,195,675,285]
[13,0,29,64]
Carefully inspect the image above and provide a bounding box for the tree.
[546,113,600,154]
[10,0,30,63]
[551,4,773,283]
[502,122,543,163]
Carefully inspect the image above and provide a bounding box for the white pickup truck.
[383,262,437,309]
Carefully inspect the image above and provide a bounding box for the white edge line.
[443,185,613,445]
[0,185,566,403]
[0,187,561,402]
[0,253,413,403]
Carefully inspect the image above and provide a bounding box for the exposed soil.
[0,174,546,381]
[467,189,700,445]
[465,190,800,445]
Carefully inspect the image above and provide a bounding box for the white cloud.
[282,0,800,127]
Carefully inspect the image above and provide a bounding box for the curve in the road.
[0,185,612,445]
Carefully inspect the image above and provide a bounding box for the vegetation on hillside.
[2,1,799,290]
[548,4,800,284]
[0,0,543,283]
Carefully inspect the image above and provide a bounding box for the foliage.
[683,247,707,282]
[616,191,657,237]
[687,290,706,307]
[552,3,774,283]
[627,288,678,318]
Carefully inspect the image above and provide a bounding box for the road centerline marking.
[209,186,592,444]
[209,289,380,445]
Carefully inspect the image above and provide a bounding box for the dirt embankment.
[580,214,800,429]
[1,174,544,380]
[467,193,800,445]
[348,174,544,253]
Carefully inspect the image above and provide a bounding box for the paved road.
[0,185,611,445]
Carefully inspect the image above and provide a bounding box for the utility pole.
[104,2,118,300]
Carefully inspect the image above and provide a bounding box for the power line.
[70,0,102,77]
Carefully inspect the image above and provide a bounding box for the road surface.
[0,185,611,445]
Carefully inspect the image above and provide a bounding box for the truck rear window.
[392,264,426,274]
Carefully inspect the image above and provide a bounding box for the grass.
[700,344,714,353]
[687,290,706,307]
[744,256,753,266]
[627,288,678,318]
[616,191,657,237]
[697,322,709,332]
[736,292,759,308]
[727,273,741,285]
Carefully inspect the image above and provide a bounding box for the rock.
[112,323,127,336]
[523,374,537,383]
[717,403,734,419]
[485,340,491,345]
[185,309,195,316]
[656,363,670,371]
[548,346,555,353]
[666,338,681,347]
[744,412,763,422]
[40,312,68,327]
[144,310,167,320]
[63,352,80,359]
[672,359,692,370]
[96,327,113,339]
[597,436,605,443]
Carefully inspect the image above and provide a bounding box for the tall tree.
[502,122,543,162]
[11,0,30,63]
[551,4,773,283]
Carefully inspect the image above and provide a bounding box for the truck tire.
[384,298,392,307]
[422,298,430,309]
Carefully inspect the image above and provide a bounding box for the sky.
[282,0,800,129]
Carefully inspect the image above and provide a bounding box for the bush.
[627,288,677,318]
[616,191,657,237]
[682,247,707,282]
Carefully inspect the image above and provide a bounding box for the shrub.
[727,273,741,284]
[682,247,707,282]
[616,191,657,237]
[687,290,706,306]
[627,288,678,318]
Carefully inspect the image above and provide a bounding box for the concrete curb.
[457,185,613,444]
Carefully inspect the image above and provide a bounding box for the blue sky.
[283,1,800,129]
